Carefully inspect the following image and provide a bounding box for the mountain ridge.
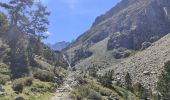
[68,0,170,50]
[48,41,70,51]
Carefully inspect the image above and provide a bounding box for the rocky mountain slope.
[114,33,170,91]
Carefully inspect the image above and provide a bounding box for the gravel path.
[51,72,77,100]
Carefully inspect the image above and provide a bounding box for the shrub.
[92,84,112,96]
[133,82,148,99]
[88,89,102,100]
[112,49,131,59]
[75,75,87,85]
[72,67,76,71]
[25,77,33,86]
[34,69,54,82]
[88,64,98,77]
[12,79,25,93]
[70,85,89,100]
[15,96,25,100]
[12,77,33,93]
[98,87,112,96]
[98,70,114,88]
[0,74,10,85]
[31,82,57,93]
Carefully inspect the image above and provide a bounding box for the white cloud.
[45,31,52,35]
[60,0,79,10]
[67,0,78,10]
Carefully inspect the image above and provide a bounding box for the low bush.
[75,75,87,85]
[72,67,76,71]
[70,86,89,100]
[88,64,98,77]
[88,89,102,100]
[31,82,57,93]
[112,49,131,59]
[93,84,113,96]
[133,82,148,99]
[25,77,33,86]
[34,69,54,82]
[12,77,33,93]
[98,70,114,88]
[12,79,25,93]
[99,87,112,96]
[0,74,10,85]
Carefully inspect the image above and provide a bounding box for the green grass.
[0,79,57,100]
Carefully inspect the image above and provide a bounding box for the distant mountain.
[49,41,70,51]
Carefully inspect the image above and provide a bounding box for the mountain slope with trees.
[0,0,67,99]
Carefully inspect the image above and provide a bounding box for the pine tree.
[158,61,170,100]
[0,0,50,78]
[98,70,114,88]
[0,0,50,38]
[88,64,98,77]
[125,72,133,91]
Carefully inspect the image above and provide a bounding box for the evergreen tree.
[0,0,50,38]
[158,61,170,100]
[88,64,98,77]
[125,72,133,91]
[0,0,50,78]
[98,70,114,88]
[134,82,148,99]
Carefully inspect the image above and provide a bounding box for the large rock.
[15,96,25,100]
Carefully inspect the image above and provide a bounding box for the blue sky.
[41,0,121,44]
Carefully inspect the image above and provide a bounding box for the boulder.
[0,92,7,96]
[0,85,5,92]
[143,71,150,75]
[15,96,25,100]
[141,42,151,50]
